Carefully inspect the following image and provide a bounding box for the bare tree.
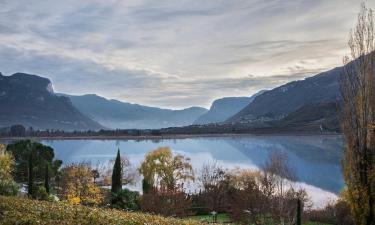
[340,3,375,225]
[198,162,229,212]
[97,155,138,187]
[262,151,296,225]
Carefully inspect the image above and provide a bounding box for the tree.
[0,144,18,196]
[111,149,122,194]
[98,152,137,187]
[0,144,14,181]
[44,164,50,194]
[6,140,62,185]
[139,147,194,217]
[28,152,34,197]
[140,187,192,217]
[60,163,103,206]
[139,147,194,190]
[262,152,299,225]
[229,169,265,224]
[198,162,230,212]
[340,3,375,225]
[9,124,26,137]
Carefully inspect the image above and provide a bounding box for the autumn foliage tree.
[139,147,194,217]
[60,163,103,206]
[139,147,194,190]
[0,144,18,196]
[0,144,14,182]
[340,3,375,225]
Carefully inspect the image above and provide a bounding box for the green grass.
[189,213,332,225]
[303,222,332,225]
[189,213,231,223]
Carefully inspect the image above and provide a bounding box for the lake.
[5,135,345,208]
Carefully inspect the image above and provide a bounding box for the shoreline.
[0,132,343,141]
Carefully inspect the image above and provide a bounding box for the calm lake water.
[4,135,345,208]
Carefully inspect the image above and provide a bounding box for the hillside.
[227,67,342,123]
[194,90,266,125]
[0,196,202,225]
[62,94,207,129]
[277,102,340,132]
[0,73,103,131]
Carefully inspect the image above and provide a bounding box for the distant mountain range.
[227,67,342,125]
[194,90,266,125]
[0,73,103,131]
[60,94,208,129]
[0,64,344,133]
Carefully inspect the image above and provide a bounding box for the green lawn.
[303,222,332,225]
[189,213,231,223]
[189,213,332,225]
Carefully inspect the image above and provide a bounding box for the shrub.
[35,186,49,201]
[0,180,19,196]
[0,196,203,225]
[111,188,140,211]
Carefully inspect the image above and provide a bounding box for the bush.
[35,186,49,201]
[0,180,18,196]
[0,196,203,225]
[140,188,193,217]
[111,189,140,211]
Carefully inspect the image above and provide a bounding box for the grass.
[303,222,332,225]
[189,213,332,225]
[189,213,231,223]
[0,195,204,225]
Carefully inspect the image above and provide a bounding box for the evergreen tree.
[28,152,34,197]
[44,164,50,194]
[111,149,122,193]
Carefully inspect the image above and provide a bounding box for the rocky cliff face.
[0,73,103,131]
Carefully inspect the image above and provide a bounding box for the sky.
[0,0,374,109]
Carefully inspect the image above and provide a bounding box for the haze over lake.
[38,134,344,208]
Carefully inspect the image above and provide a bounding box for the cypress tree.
[44,164,50,194]
[111,149,122,193]
[28,152,34,197]
[296,198,302,225]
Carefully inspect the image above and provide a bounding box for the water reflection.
[32,135,344,207]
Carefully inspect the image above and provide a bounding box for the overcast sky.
[0,0,374,109]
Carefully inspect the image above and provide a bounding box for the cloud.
[0,0,374,108]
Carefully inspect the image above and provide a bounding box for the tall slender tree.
[44,164,50,194]
[340,3,375,225]
[111,149,122,193]
[28,152,34,197]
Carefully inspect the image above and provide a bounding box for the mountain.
[194,90,266,125]
[0,73,103,131]
[61,94,208,129]
[227,67,342,123]
[274,102,340,132]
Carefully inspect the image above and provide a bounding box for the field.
[0,196,203,225]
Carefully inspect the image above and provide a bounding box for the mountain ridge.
[61,93,208,129]
[194,90,267,125]
[0,72,103,131]
[227,67,342,123]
